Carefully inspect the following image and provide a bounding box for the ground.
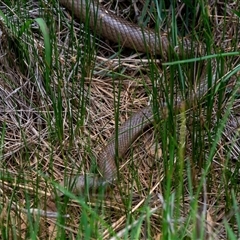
[0,0,239,239]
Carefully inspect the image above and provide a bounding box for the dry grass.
[0,0,240,239]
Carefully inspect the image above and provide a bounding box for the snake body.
[59,0,170,55]
[65,106,154,194]
[58,0,205,194]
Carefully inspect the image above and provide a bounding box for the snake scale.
[57,0,210,195]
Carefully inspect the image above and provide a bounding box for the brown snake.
[18,0,217,218]
[57,0,212,195]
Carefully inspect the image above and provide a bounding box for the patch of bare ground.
[0,0,239,239]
